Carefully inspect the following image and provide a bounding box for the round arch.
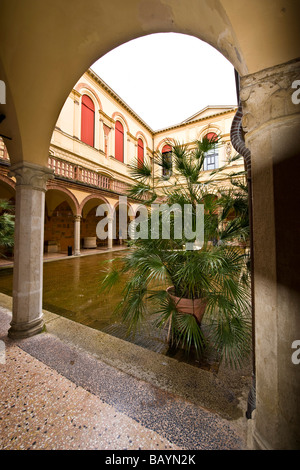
[46,183,80,216]
[1,2,297,168]
[198,126,221,141]
[75,83,103,111]
[1,4,300,450]
[79,193,113,218]
[0,173,16,191]
[135,131,149,149]
[0,175,16,212]
[79,194,114,248]
[112,197,133,212]
[44,188,78,254]
[112,112,130,134]
[155,137,176,153]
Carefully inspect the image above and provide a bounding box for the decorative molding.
[112,111,130,133]
[135,130,149,148]
[240,58,300,137]
[99,109,114,125]
[87,69,153,134]
[9,162,54,192]
[127,131,137,142]
[74,82,103,111]
[230,103,251,172]
[71,88,81,104]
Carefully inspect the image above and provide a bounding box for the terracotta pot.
[166,286,207,324]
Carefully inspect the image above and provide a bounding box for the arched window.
[203,132,218,171]
[137,138,144,167]
[115,121,124,162]
[162,144,172,178]
[81,95,95,147]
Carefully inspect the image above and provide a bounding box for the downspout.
[230,70,256,419]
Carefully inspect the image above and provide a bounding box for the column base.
[251,429,273,450]
[8,316,44,339]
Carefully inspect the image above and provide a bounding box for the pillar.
[8,162,54,339]
[107,216,113,249]
[74,215,81,256]
[240,58,300,449]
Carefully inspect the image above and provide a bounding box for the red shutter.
[137,138,144,167]
[162,144,172,153]
[162,144,172,177]
[205,132,218,143]
[81,95,95,147]
[115,121,124,162]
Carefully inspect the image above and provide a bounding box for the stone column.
[74,215,81,256]
[240,58,300,450]
[8,162,54,339]
[107,216,113,249]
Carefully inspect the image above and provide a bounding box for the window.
[81,95,95,146]
[162,144,172,178]
[203,132,218,171]
[137,138,144,167]
[115,121,124,162]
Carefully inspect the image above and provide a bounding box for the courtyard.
[0,0,299,452]
[0,291,251,451]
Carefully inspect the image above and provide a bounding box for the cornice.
[87,68,154,134]
[99,109,115,125]
[154,108,237,135]
[87,68,237,138]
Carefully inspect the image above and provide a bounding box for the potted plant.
[101,138,252,367]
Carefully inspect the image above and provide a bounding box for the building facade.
[0,68,241,256]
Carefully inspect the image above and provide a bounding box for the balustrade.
[1,142,146,199]
[47,155,129,194]
[0,139,9,161]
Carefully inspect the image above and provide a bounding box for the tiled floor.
[0,301,249,451]
[1,343,179,450]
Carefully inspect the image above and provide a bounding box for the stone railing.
[0,139,149,199]
[0,138,9,162]
[47,155,129,194]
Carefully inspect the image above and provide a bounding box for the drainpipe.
[231,69,256,419]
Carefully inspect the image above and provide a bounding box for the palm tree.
[0,199,14,257]
[101,138,252,368]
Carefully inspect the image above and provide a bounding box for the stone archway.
[45,188,80,255]
[1,1,299,450]
[80,194,114,250]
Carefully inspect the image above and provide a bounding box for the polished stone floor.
[0,245,129,268]
[0,294,250,451]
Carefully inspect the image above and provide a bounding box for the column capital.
[9,162,54,192]
[240,58,300,138]
[74,214,82,221]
